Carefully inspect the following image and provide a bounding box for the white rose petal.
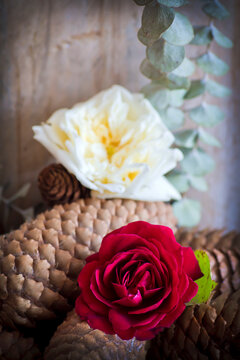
[33,85,183,201]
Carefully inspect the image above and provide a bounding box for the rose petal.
[182,247,203,281]
[112,283,128,298]
[87,313,114,335]
[113,290,142,307]
[158,301,186,328]
[128,286,171,314]
[114,328,136,340]
[182,277,199,303]
[99,233,160,262]
[109,309,132,330]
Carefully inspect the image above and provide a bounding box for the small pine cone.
[44,310,146,360]
[176,229,240,297]
[147,289,240,360]
[0,198,176,329]
[38,164,90,206]
[0,324,41,360]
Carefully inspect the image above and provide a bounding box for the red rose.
[75,221,202,340]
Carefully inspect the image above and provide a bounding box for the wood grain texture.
[0,0,239,231]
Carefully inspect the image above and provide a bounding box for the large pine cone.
[147,289,240,360]
[0,324,41,360]
[38,164,90,206]
[0,198,176,329]
[44,310,146,360]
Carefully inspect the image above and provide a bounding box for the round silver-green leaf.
[212,25,233,48]
[168,89,186,107]
[184,79,206,99]
[141,2,175,45]
[181,147,215,176]
[196,52,229,76]
[188,175,208,192]
[174,129,198,148]
[198,127,221,147]
[166,170,189,193]
[189,103,224,127]
[159,107,185,129]
[147,38,185,73]
[157,0,188,7]
[173,198,201,227]
[206,79,231,98]
[140,58,164,80]
[202,1,229,20]
[133,0,152,5]
[162,12,194,46]
[191,26,213,45]
[172,57,195,77]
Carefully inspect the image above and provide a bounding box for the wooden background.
[0,0,239,232]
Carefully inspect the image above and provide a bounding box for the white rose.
[33,85,183,201]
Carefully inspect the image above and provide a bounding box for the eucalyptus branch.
[134,0,232,227]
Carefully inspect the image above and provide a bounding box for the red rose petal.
[114,328,136,340]
[182,247,203,281]
[128,286,171,314]
[109,309,132,330]
[158,301,186,328]
[86,252,99,263]
[134,329,155,340]
[112,282,128,298]
[87,313,114,335]
[90,275,114,308]
[113,289,142,307]
[182,277,199,303]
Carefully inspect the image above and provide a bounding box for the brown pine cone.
[44,310,146,360]
[0,198,176,329]
[38,164,90,206]
[147,289,240,360]
[0,324,41,360]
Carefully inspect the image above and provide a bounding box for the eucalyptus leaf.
[202,0,229,20]
[162,12,194,46]
[157,0,188,7]
[140,58,163,80]
[147,38,185,73]
[188,175,208,191]
[181,147,215,176]
[190,26,212,45]
[196,52,229,76]
[166,170,189,193]
[159,107,185,129]
[188,250,217,305]
[140,2,175,45]
[211,25,233,48]
[133,0,152,5]
[172,57,195,77]
[167,74,191,90]
[148,89,170,110]
[206,79,231,98]
[198,127,221,147]
[189,103,224,127]
[184,79,206,99]
[174,129,198,148]
[173,198,201,227]
[168,89,186,107]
